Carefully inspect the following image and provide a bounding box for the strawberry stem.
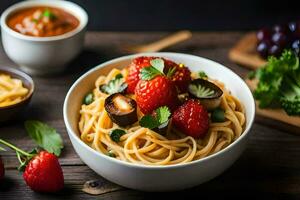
[0,139,32,157]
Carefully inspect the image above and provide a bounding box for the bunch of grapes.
[256,21,300,58]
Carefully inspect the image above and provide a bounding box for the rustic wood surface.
[228,32,267,69]
[0,32,300,200]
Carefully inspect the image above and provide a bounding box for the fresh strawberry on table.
[135,58,179,114]
[172,99,209,138]
[0,120,64,192]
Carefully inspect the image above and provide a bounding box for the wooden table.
[0,32,299,200]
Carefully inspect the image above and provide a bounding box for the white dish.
[0,0,88,75]
[63,53,255,191]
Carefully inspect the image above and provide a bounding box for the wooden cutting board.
[229,32,267,69]
[229,33,300,128]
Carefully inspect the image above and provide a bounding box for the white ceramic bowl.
[0,0,88,75]
[63,53,255,191]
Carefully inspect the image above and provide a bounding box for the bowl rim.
[63,52,255,169]
[0,66,34,110]
[0,0,88,42]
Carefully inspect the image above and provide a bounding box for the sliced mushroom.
[188,78,223,110]
[105,93,138,127]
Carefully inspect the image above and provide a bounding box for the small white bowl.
[63,53,255,191]
[0,0,88,75]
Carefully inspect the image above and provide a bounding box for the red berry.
[126,56,156,93]
[23,151,64,193]
[172,99,209,138]
[167,64,191,92]
[135,75,179,114]
[0,156,4,181]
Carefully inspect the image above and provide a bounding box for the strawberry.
[134,58,179,114]
[135,75,178,114]
[0,120,64,192]
[126,56,181,94]
[126,56,155,93]
[172,99,209,138]
[165,63,191,93]
[0,156,4,181]
[23,151,64,193]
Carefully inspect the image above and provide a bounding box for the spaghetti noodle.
[78,67,246,165]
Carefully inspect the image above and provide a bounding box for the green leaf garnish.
[140,66,163,80]
[139,106,171,130]
[24,120,63,156]
[83,93,94,105]
[110,129,126,142]
[100,74,127,94]
[198,71,208,79]
[42,9,56,20]
[139,115,160,129]
[211,108,225,122]
[150,58,164,74]
[167,67,176,78]
[155,106,171,124]
[188,84,215,98]
[140,58,166,80]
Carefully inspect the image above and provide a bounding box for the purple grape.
[292,39,300,55]
[273,24,289,34]
[256,28,271,42]
[271,32,288,46]
[289,21,298,33]
[257,41,271,58]
[268,44,282,57]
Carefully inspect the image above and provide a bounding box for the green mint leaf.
[139,115,160,129]
[83,93,94,105]
[198,71,208,79]
[155,106,171,124]
[211,107,225,122]
[24,120,63,156]
[110,129,126,142]
[150,58,164,74]
[140,67,163,80]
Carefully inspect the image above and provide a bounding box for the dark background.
[0,0,299,31]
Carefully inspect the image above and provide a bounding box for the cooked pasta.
[78,67,246,166]
[0,74,29,107]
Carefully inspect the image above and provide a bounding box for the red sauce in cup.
[7,6,79,37]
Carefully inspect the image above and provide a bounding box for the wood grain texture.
[229,32,267,69]
[0,32,300,200]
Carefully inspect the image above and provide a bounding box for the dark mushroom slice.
[104,93,138,127]
[188,78,223,110]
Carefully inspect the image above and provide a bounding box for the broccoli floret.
[250,50,300,116]
[280,72,300,115]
